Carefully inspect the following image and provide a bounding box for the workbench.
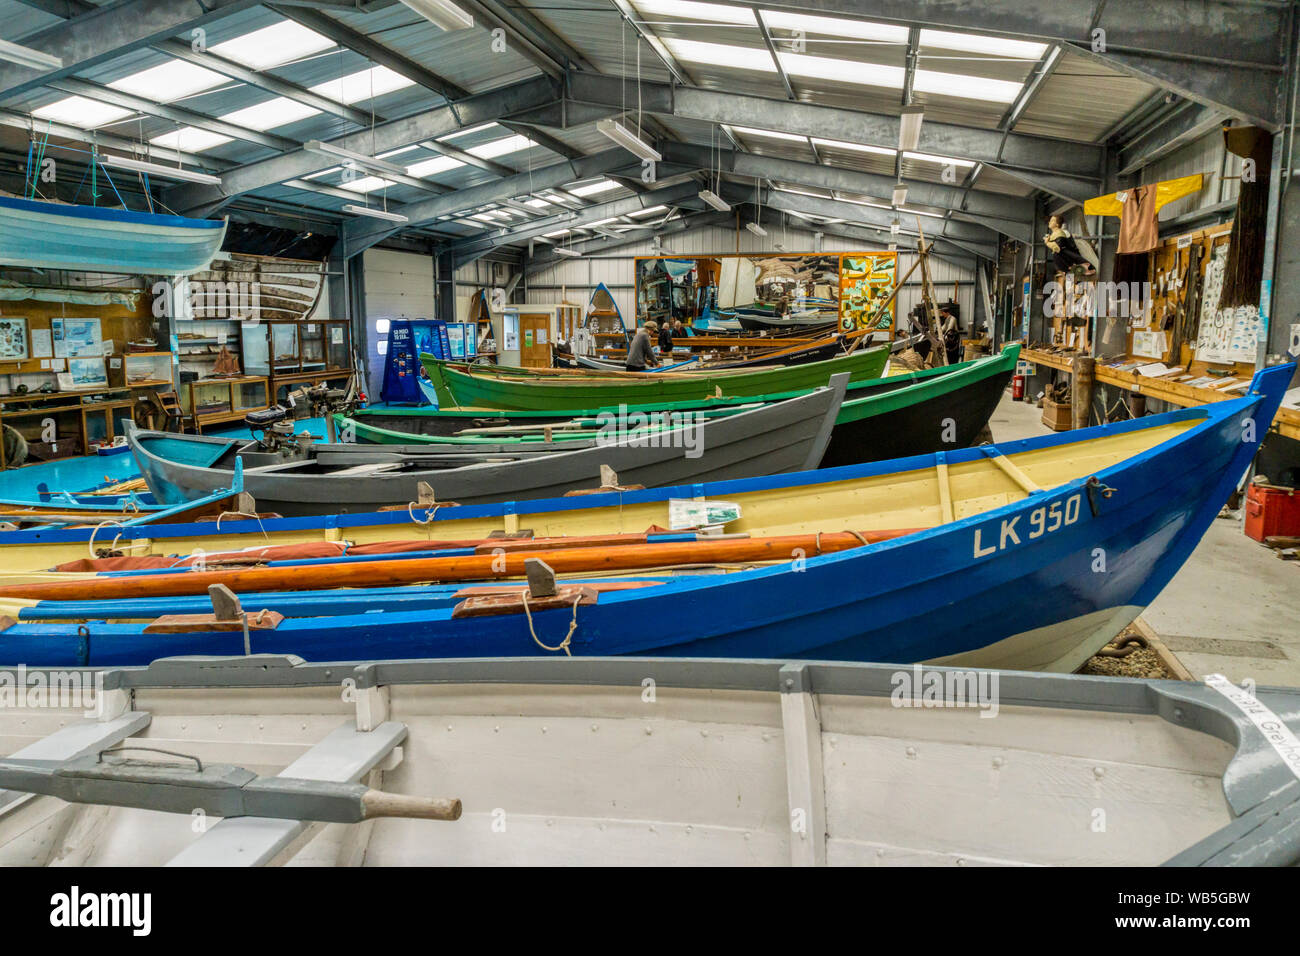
[1020,347,1300,441]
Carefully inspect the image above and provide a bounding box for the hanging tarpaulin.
[0,279,141,308]
[662,259,695,278]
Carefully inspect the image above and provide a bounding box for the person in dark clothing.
[626,321,660,371]
[658,320,674,354]
[1044,214,1095,276]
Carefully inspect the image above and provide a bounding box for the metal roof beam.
[714,0,1287,128]
[47,77,300,152]
[659,142,1034,223]
[337,146,632,256]
[164,74,558,216]
[524,208,733,275]
[1115,102,1228,174]
[154,38,375,128]
[3,0,263,100]
[269,4,470,101]
[562,72,1104,180]
[764,191,997,253]
[447,180,701,262]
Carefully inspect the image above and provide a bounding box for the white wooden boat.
[0,655,1293,866]
[0,195,226,275]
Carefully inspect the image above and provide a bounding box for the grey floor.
[987,391,1300,687]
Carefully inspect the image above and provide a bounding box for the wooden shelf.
[1020,346,1300,441]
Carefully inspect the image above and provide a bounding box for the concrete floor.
[988,390,1300,687]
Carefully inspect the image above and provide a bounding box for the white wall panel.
[361,248,435,396]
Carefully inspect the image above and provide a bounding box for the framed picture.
[68,356,108,389]
[0,317,28,361]
[53,317,103,358]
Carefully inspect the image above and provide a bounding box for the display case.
[271,323,299,374]
[301,322,326,371]
[325,321,350,369]
[110,351,173,389]
[183,375,269,433]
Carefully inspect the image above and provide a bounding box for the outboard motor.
[243,406,298,453]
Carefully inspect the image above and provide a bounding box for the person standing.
[626,320,661,372]
[659,319,675,354]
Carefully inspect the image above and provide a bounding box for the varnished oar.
[0,529,920,602]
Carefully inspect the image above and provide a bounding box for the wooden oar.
[0,529,921,602]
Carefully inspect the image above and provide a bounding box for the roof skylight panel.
[631,0,757,25]
[903,151,977,168]
[210,21,337,70]
[32,96,133,128]
[148,127,234,151]
[440,122,499,141]
[339,175,395,194]
[567,179,622,197]
[918,30,1047,59]
[912,69,1023,103]
[468,134,534,159]
[220,97,319,131]
[309,66,415,106]
[811,137,895,156]
[660,38,778,71]
[729,125,807,143]
[759,10,907,43]
[779,53,905,88]
[405,155,465,178]
[108,60,230,102]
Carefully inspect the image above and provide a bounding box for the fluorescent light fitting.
[892,183,908,206]
[342,204,409,223]
[554,247,583,258]
[698,189,731,211]
[596,118,661,162]
[305,140,407,177]
[746,222,768,237]
[396,0,474,31]
[899,106,924,152]
[0,38,62,71]
[99,154,222,185]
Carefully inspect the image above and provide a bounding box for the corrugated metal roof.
[1013,50,1156,143]
[0,1,1182,248]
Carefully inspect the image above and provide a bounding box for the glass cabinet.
[183,375,270,433]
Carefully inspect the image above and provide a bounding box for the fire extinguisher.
[1011,374,1025,400]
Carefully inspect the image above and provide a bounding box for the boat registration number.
[973,493,1083,559]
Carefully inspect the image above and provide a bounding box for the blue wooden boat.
[0,362,1291,670]
[0,460,245,527]
[0,196,226,275]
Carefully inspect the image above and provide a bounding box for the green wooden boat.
[348,346,1017,467]
[421,343,890,410]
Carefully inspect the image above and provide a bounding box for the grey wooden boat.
[125,376,846,515]
[0,653,1295,866]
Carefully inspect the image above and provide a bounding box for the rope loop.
[519,589,581,656]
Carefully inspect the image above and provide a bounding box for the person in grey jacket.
[625,320,660,371]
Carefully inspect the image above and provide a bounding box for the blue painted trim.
[0,194,223,230]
